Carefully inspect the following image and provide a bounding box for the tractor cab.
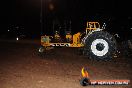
[86,22,100,34]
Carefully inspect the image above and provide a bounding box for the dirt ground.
[0,39,131,88]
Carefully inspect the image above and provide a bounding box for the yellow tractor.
[39,22,117,60]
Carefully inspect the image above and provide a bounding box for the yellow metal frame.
[41,32,83,47]
[41,22,100,48]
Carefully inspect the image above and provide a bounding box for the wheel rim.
[39,47,44,53]
[91,39,109,56]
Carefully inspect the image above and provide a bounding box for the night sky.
[0,0,131,38]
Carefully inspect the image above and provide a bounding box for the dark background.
[0,0,131,39]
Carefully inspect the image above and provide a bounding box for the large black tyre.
[84,31,117,60]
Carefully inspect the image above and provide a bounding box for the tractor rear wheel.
[84,31,117,60]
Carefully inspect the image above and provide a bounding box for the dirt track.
[0,40,131,88]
